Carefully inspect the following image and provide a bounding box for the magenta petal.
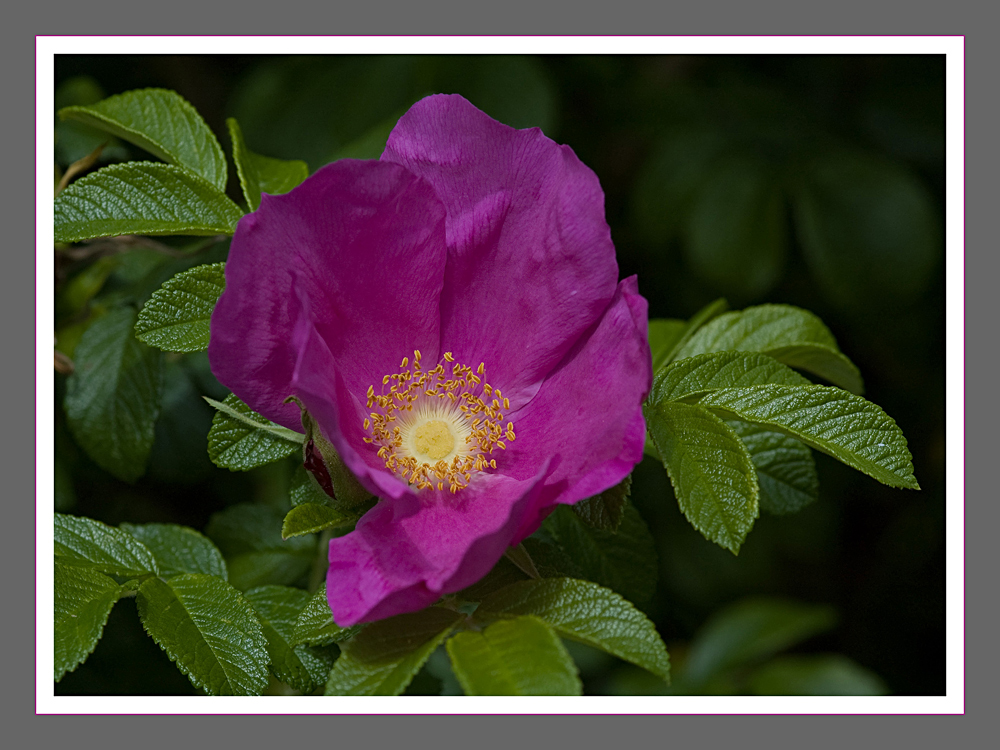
[209,159,447,429]
[382,94,619,409]
[503,276,652,542]
[326,465,550,626]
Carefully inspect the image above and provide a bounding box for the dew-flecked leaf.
[644,401,759,553]
[697,384,919,489]
[206,393,301,471]
[54,162,243,243]
[325,608,464,696]
[683,598,837,685]
[571,475,632,531]
[55,513,158,578]
[447,615,581,696]
[134,263,226,352]
[543,502,658,605]
[227,117,308,211]
[291,582,363,647]
[119,522,227,579]
[674,304,863,394]
[54,563,121,681]
[477,578,669,681]
[59,88,228,190]
[651,350,810,405]
[726,420,819,515]
[136,574,269,696]
[244,585,335,693]
[64,306,163,482]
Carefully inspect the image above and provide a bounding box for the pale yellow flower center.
[363,350,516,494]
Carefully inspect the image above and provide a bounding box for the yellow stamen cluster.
[363,350,515,493]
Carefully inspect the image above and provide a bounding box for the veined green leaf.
[645,401,759,553]
[648,319,688,373]
[325,608,464,696]
[59,88,228,190]
[134,263,226,352]
[205,393,302,471]
[291,583,363,647]
[683,598,837,685]
[205,503,315,591]
[697,384,919,489]
[726,420,819,515]
[543,502,658,605]
[119,522,227,579]
[657,298,729,370]
[227,117,308,211]
[282,503,356,540]
[571,475,632,531]
[136,574,269,696]
[477,578,670,682]
[244,585,336,693]
[674,304,863,394]
[447,615,581,696]
[54,162,243,243]
[651,350,810,405]
[64,306,163,482]
[55,513,158,578]
[54,564,122,681]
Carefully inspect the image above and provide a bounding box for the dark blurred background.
[53,54,946,696]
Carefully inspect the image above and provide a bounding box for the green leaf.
[651,351,810,405]
[458,555,531,602]
[54,162,243,243]
[136,574,269,696]
[134,263,226,352]
[682,155,787,299]
[54,513,158,578]
[205,394,302,471]
[244,585,335,693]
[571,475,632,531]
[659,298,729,370]
[477,578,670,682]
[281,503,356,540]
[543,502,658,605]
[447,616,581,696]
[749,654,888,696]
[648,319,688,373]
[119,522,227,579]
[291,582,363,647]
[674,304,864,394]
[59,88,228,191]
[227,117,308,211]
[793,150,939,309]
[683,598,837,685]
[726,420,819,515]
[64,306,163,482]
[289,462,334,507]
[325,608,464,696]
[54,563,121,681]
[204,503,315,591]
[644,401,759,553]
[697,384,920,489]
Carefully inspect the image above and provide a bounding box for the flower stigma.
[363,350,515,493]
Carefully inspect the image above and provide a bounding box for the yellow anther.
[401,356,409,368]
[444,352,454,362]
[364,418,370,429]
[477,362,485,375]
[503,397,510,410]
